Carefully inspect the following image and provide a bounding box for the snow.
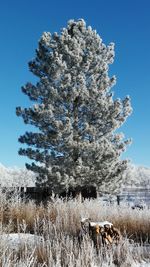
[90,221,113,227]
[81,217,89,223]
[81,218,113,227]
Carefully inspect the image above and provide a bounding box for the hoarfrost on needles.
[16,19,132,194]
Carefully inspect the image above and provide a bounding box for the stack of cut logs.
[79,218,121,249]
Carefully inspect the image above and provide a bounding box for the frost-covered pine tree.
[16,19,132,194]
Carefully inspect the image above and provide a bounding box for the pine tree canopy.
[16,19,132,194]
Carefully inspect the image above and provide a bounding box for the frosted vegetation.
[0,163,36,187]
[0,162,150,188]
[124,164,150,187]
[16,19,132,193]
[0,189,150,266]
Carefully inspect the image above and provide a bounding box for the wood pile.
[79,218,121,249]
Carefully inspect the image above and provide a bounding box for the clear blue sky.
[0,0,150,167]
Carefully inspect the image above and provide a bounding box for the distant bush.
[0,163,36,187]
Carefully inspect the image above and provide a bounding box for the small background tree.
[16,19,132,194]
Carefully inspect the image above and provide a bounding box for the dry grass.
[0,188,149,266]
